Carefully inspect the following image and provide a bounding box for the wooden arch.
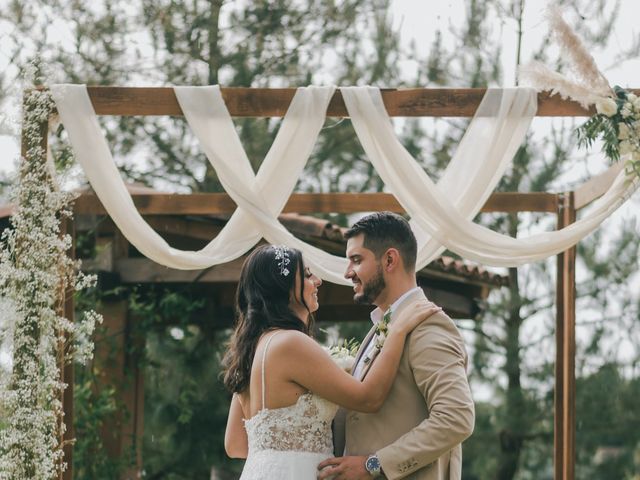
[26,86,634,480]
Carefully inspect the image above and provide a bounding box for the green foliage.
[72,377,131,479]
[576,86,626,162]
[142,322,237,479]
[574,364,640,479]
[576,113,619,160]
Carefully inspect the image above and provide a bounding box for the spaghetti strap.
[261,331,281,410]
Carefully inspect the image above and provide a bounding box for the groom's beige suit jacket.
[333,289,475,480]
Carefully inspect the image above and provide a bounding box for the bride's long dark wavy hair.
[222,244,314,394]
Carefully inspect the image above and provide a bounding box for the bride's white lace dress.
[240,332,338,480]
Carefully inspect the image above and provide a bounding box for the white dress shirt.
[352,287,423,379]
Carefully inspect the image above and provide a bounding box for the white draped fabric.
[341,87,639,267]
[342,87,537,268]
[50,84,639,283]
[51,84,350,284]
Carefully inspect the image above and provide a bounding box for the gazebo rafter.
[25,86,631,480]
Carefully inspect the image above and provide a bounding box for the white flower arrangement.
[519,6,640,180]
[323,338,359,373]
[576,87,640,179]
[0,85,102,479]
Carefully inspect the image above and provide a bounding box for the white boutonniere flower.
[363,308,392,365]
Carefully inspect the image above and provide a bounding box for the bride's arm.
[224,394,248,459]
[283,301,441,413]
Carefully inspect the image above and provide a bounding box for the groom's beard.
[354,264,386,305]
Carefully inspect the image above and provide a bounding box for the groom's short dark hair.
[344,211,417,272]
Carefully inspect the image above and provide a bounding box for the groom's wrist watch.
[365,454,383,477]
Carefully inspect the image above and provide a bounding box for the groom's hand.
[317,455,371,479]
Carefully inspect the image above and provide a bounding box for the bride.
[222,244,440,479]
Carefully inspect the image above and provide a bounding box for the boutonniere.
[363,308,392,364]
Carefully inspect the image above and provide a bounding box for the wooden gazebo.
[22,86,631,480]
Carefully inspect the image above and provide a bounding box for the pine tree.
[419,1,640,478]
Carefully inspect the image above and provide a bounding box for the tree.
[418,1,640,479]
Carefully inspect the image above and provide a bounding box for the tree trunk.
[497,216,525,479]
[202,0,224,192]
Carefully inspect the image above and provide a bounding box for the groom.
[319,212,475,480]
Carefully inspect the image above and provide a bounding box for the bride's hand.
[390,300,442,335]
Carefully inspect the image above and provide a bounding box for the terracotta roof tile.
[0,188,508,286]
[278,213,508,287]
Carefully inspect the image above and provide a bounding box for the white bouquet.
[323,339,359,373]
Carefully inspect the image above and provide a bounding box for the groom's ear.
[383,248,401,272]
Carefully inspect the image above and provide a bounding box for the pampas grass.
[519,5,613,105]
[546,6,612,97]
[519,61,601,108]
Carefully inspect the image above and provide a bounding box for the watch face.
[366,456,380,472]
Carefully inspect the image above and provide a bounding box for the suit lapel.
[351,324,377,376]
[359,342,381,380]
[359,289,428,381]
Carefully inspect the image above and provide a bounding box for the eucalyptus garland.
[0,88,101,479]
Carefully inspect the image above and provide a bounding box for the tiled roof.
[0,185,508,287]
[279,213,508,287]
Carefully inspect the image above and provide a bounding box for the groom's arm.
[376,315,475,479]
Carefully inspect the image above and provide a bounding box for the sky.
[2,0,640,173]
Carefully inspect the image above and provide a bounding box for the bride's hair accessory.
[272,245,291,277]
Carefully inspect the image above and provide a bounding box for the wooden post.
[93,299,129,456]
[554,192,576,480]
[61,218,75,480]
[121,314,145,480]
[92,231,144,478]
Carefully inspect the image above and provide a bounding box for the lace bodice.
[243,332,338,455]
[244,392,337,454]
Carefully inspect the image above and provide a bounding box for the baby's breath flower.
[0,84,102,478]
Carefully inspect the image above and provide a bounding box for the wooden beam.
[91,259,484,319]
[112,257,245,283]
[574,162,624,210]
[555,192,577,480]
[41,86,632,118]
[74,191,559,216]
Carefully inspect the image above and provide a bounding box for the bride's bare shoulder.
[269,329,312,344]
[268,329,320,355]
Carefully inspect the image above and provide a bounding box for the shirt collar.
[369,286,423,324]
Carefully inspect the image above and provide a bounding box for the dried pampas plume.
[518,61,601,109]
[519,5,614,106]
[545,6,612,97]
